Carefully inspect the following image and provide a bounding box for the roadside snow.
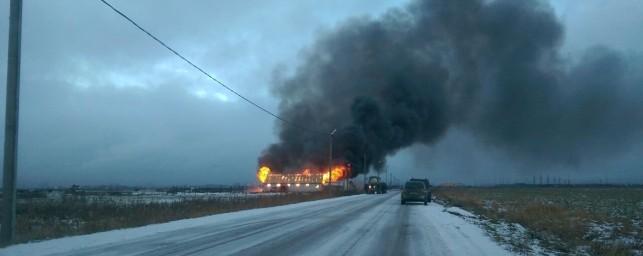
[0,195,363,256]
[439,204,554,255]
[444,206,478,218]
[489,221,552,255]
[423,204,511,255]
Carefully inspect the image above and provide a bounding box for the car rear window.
[405,182,424,189]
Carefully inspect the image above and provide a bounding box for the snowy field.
[0,191,511,256]
[23,190,284,205]
[78,192,284,205]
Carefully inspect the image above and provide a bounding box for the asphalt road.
[24,191,508,256]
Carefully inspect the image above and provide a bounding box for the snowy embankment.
[0,192,511,256]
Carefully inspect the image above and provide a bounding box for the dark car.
[409,178,432,202]
[401,181,429,205]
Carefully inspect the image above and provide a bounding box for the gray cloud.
[0,0,405,187]
[0,0,641,187]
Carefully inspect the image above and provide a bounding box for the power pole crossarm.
[2,0,23,246]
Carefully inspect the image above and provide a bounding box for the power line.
[98,0,327,136]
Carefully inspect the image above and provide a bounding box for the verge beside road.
[1,191,510,256]
[1,190,353,244]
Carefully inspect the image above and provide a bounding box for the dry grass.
[5,191,351,244]
[435,186,643,255]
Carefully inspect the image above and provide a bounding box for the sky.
[0,0,642,187]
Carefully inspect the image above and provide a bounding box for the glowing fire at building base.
[257,166,349,192]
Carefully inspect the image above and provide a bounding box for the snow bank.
[422,204,511,256]
[444,206,478,218]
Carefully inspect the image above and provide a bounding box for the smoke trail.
[259,0,643,176]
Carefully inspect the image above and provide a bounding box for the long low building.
[263,173,324,192]
[257,165,348,192]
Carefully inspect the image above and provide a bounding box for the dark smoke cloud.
[259,0,643,176]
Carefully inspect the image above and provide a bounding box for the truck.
[364,176,387,194]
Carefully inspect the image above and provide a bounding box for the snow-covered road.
[0,191,510,256]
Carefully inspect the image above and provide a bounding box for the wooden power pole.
[2,0,23,246]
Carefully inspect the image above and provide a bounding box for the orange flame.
[257,166,271,183]
[322,166,346,185]
[257,165,348,185]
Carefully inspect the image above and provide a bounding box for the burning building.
[257,165,349,192]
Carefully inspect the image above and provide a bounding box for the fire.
[257,165,348,188]
[257,166,271,183]
[322,166,346,185]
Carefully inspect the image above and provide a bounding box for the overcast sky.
[0,0,642,187]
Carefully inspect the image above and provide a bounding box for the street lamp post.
[328,129,336,188]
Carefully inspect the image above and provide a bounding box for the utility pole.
[362,152,366,175]
[328,129,336,188]
[2,0,23,246]
[344,165,350,191]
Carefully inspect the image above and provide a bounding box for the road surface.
[1,191,510,256]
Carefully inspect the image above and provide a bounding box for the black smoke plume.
[259,0,643,176]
